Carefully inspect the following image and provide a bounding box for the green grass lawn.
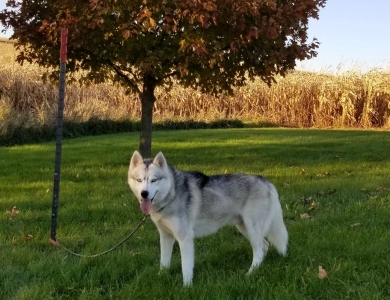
[1,128,389,299]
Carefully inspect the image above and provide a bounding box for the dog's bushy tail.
[267,206,288,256]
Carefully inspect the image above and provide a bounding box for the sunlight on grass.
[0,128,389,299]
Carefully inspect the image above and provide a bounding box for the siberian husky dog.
[128,151,288,286]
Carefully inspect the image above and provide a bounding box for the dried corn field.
[1,39,390,136]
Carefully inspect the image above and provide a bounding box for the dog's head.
[128,151,172,214]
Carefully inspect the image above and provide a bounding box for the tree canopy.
[1,0,326,156]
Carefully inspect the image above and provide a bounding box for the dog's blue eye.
[151,178,158,183]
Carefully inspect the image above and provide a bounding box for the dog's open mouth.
[140,193,156,214]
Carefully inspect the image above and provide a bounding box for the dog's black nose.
[141,190,149,198]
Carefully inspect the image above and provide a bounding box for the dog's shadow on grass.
[142,227,289,286]
[193,228,284,274]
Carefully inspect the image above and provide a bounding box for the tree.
[1,0,326,156]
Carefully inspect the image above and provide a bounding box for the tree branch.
[105,59,142,97]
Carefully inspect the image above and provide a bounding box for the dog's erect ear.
[130,151,143,170]
[153,152,167,169]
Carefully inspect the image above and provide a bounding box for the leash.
[49,214,149,258]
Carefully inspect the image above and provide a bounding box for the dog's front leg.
[178,237,194,286]
[158,229,175,269]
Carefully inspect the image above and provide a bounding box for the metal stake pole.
[50,28,68,244]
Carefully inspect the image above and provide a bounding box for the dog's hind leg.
[236,222,267,274]
[158,229,175,269]
[240,220,268,275]
[237,223,270,253]
[247,239,266,274]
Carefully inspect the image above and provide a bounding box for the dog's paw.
[183,279,193,287]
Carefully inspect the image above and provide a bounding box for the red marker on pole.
[50,28,68,246]
[60,28,68,62]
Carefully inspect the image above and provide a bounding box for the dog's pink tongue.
[140,199,152,214]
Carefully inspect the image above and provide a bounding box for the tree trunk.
[139,73,157,157]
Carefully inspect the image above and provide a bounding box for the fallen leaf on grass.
[300,213,310,219]
[318,266,327,279]
[300,168,306,175]
[25,234,33,242]
[5,206,19,217]
[308,201,319,211]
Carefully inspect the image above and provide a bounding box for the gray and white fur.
[128,151,288,286]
